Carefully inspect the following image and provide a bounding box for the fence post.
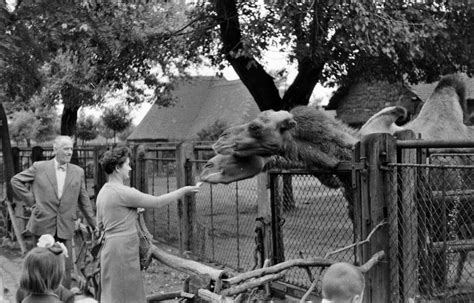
[133,145,148,193]
[11,147,20,174]
[93,146,107,203]
[176,141,195,254]
[396,130,419,301]
[360,133,395,303]
[256,173,272,265]
[31,146,44,163]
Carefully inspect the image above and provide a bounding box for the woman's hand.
[180,185,200,196]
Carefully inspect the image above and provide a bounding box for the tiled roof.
[127,77,261,142]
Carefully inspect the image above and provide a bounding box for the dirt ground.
[0,242,189,302]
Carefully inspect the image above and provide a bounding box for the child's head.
[322,262,365,303]
[20,246,65,294]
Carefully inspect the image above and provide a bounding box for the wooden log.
[358,250,385,273]
[146,291,194,302]
[198,289,234,303]
[224,257,335,286]
[150,245,228,282]
[220,270,288,297]
[5,200,27,254]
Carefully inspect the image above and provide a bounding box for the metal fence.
[387,140,474,302]
[135,142,260,273]
[139,144,180,246]
[268,170,356,293]
[190,159,259,272]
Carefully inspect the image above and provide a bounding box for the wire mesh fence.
[387,152,474,302]
[140,146,180,247]
[268,171,356,291]
[190,158,259,272]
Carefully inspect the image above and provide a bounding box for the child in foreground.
[16,234,74,303]
[321,262,365,303]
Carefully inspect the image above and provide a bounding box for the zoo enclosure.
[2,134,473,302]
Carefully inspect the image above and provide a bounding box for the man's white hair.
[53,136,73,150]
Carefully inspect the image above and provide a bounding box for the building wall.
[336,81,420,128]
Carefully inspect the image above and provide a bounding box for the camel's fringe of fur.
[278,106,359,169]
[435,74,466,113]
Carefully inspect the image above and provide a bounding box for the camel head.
[213,110,297,157]
[199,153,266,184]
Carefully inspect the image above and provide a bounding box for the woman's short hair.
[100,145,132,174]
[20,247,65,294]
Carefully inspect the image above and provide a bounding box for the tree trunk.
[214,0,284,111]
[61,104,80,137]
[0,102,16,202]
[214,0,324,111]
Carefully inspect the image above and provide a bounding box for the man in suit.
[11,135,96,289]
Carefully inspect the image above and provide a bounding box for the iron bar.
[396,140,474,148]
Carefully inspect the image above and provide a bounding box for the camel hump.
[434,74,466,108]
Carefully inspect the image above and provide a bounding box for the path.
[0,247,22,303]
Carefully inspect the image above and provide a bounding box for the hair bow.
[37,234,69,258]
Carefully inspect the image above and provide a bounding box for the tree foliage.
[76,114,99,145]
[1,0,473,129]
[8,106,59,146]
[101,105,132,143]
[33,105,60,142]
[197,120,229,141]
[1,0,199,135]
[117,124,136,142]
[184,0,474,110]
[8,110,36,146]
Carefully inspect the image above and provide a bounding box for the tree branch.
[213,0,283,111]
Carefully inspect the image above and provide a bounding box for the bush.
[197,120,228,141]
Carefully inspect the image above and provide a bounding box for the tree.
[2,0,473,135]
[197,120,229,141]
[101,105,132,144]
[185,0,474,110]
[76,114,99,145]
[117,124,136,142]
[33,105,60,142]
[97,120,115,145]
[1,1,197,136]
[9,110,36,146]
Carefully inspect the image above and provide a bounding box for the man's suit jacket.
[11,159,96,240]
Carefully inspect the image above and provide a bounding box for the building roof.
[127,77,260,142]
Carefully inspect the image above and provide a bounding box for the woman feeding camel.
[96,145,199,303]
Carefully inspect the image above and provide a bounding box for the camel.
[200,74,474,288]
[200,105,407,189]
[201,75,473,182]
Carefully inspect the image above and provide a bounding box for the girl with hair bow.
[15,234,75,303]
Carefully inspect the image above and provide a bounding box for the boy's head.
[322,262,365,303]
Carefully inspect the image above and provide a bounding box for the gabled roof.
[127,77,260,142]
